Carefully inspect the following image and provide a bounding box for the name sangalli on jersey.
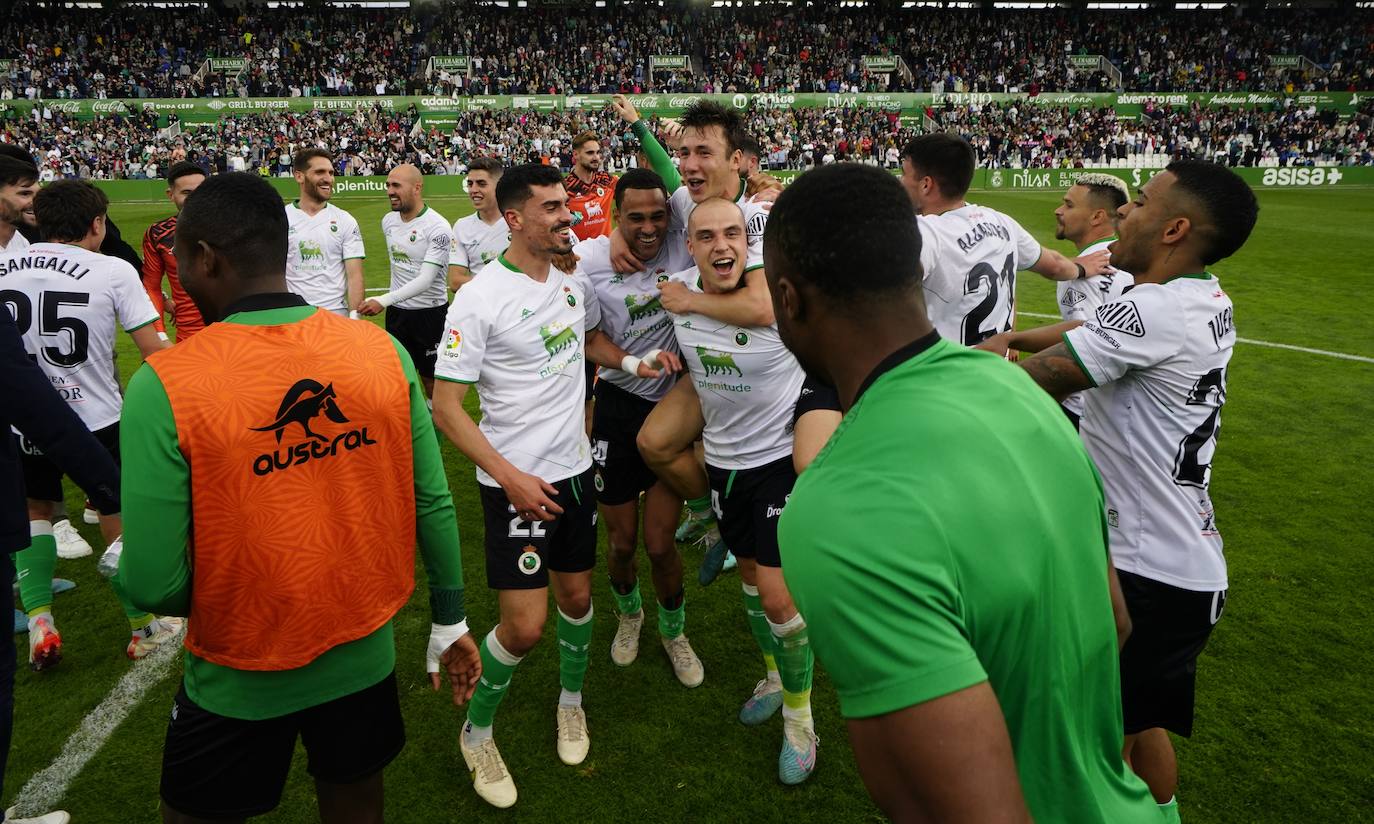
[956,221,1011,253]
[1,255,92,280]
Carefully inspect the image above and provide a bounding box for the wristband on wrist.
[1075,263,1086,279]
[621,354,643,374]
[642,349,663,369]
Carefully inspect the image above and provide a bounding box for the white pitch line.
[1018,311,1374,364]
[9,625,185,817]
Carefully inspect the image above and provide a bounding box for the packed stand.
[0,3,1369,101]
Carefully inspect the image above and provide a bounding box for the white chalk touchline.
[10,625,185,817]
[1018,311,1374,364]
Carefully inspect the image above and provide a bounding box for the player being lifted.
[611,96,776,577]
[142,162,207,343]
[573,168,702,684]
[359,164,452,398]
[1018,161,1258,824]
[898,134,1111,346]
[449,158,508,291]
[977,174,1134,429]
[564,132,617,242]
[432,164,679,809]
[284,149,366,317]
[6,181,177,669]
[670,198,819,785]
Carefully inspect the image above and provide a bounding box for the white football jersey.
[670,270,804,470]
[917,203,1042,346]
[285,202,365,312]
[667,179,766,271]
[1056,236,1136,418]
[382,206,451,309]
[2,243,158,431]
[450,212,509,277]
[574,233,692,402]
[1064,274,1234,591]
[0,231,30,252]
[435,256,600,486]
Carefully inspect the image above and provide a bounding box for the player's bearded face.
[521,184,574,255]
[616,189,669,261]
[578,144,601,172]
[0,182,36,228]
[1110,172,1172,275]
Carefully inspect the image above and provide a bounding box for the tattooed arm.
[1018,341,1096,402]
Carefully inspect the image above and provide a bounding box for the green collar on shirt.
[1077,235,1117,254]
[1161,271,1214,284]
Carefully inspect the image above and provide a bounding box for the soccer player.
[142,162,207,342]
[766,162,1158,823]
[117,172,480,824]
[449,158,508,291]
[358,164,452,398]
[1017,161,1258,824]
[669,197,819,785]
[977,174,1134,429]
[573,169,701,684]
[7,181,176,670]
[432,164,677,809]
[612,97,774,573]
[284,148,366,317]
[899,134,1112,346]
[564,132,617,242]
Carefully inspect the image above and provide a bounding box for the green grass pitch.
[4,186,1371,823]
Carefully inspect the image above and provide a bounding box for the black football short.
[479,465,599,589]
[384,304,447,379]
[1117,569,1226,737]
[705,456,796,569]
[16,422,119,503]
[590,381,660,506]
[160,672,404,819]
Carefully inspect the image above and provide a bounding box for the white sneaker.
[127,617,184,660]
[459,734,517,809]
[661,634,704,688]
[5,807,70,824]
[52,520,91,560]
[556,705,590,765]
[610,610,643,666]
[82,505,99,525]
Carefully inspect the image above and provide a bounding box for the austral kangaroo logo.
[696,346,743,377]
[250,379,377,476]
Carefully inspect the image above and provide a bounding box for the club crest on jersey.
[330,221,338,233]
[734,331,749,346]
[1095,301,1145,337]
[249,379,376,476]
[566,293,577,307]
[518,548,542,575]
[408,230,417,243]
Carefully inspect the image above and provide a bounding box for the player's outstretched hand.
[552,251,580,275]
[1075,249,1113,278]
[502,471,563,521]
[639,348,682,377]
[655,280,694,314]
[432,628,481,706]
[609,230,640,274]
[974,332,1012,358]
[358,298,385,316]
[611,94,641,124]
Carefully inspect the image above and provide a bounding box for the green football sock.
[611,579,642,616]
[1159,796,1181,824]
[557,604,594,693]
[17,523,57,617]
[769,613,814,729]
[658,592,686,639]
[742,584,779,673]
[465,630,523,729]
[105,573,154,629]
[685,495,712,517]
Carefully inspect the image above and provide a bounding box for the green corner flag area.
[4,184,1368,823]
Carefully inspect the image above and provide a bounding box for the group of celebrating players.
[0,90,1259,824]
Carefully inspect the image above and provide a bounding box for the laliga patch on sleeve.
[440,328,462,359]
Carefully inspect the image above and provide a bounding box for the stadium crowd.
[0,4,1369,100]
[3,95,1370,181]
